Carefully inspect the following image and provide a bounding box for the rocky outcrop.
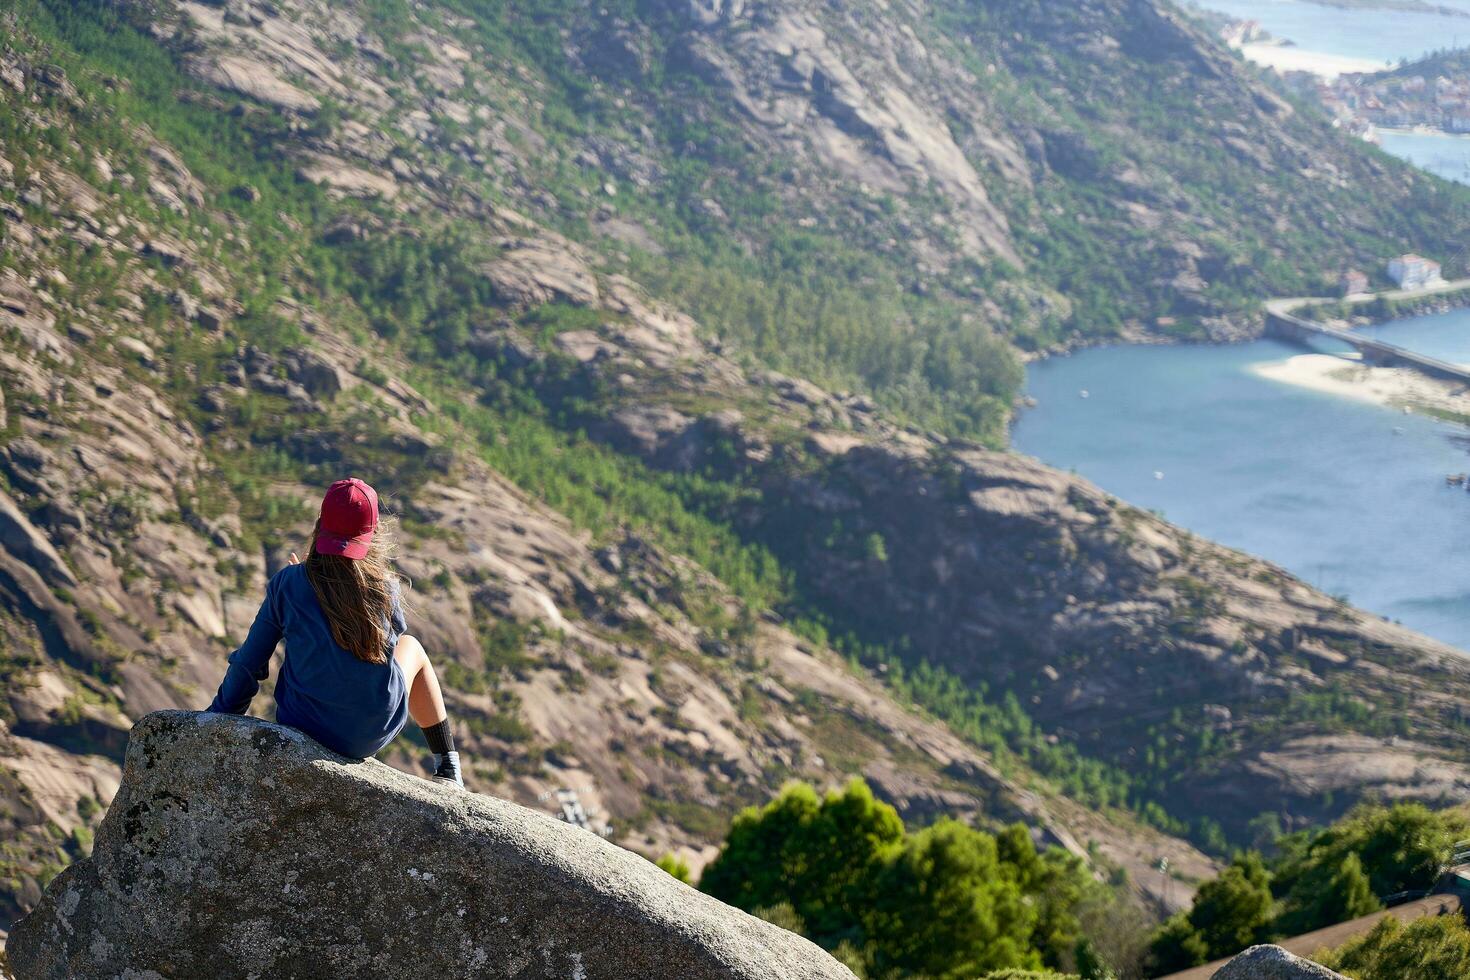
[0,488,77,590]
[8,711,855,980]
[193,53,321,113]
[484,238,601,309]
[668,6,1017,264]
[1214,945,1348,980]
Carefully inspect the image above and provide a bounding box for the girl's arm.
[206,569,286,714]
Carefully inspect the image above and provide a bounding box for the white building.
[1387,254,1444,291]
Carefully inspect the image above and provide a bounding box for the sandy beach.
[1252,351,1470,421]
[1235,42,1389,79]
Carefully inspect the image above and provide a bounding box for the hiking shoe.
[432,750,464,789]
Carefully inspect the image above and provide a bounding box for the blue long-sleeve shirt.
[207,563,409,759]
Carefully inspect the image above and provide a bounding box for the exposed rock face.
[484,238,601,309]
[193,53,321,113]
[1214,945,1348,980]
[0,488,77,590]
[8,711,855,980]
[666,3,1018,264]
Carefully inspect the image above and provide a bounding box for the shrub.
[1318,914,1470,980]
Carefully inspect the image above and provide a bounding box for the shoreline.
[1235,41,1389,79]
[1292,282,1470,328]
[1251,351,1470,423]
[1380,126,1470,141]
[1012,292,1470,437]
[1016,294,1470,430]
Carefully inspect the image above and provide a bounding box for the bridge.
[1264,297,1470,386]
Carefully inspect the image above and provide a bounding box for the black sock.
[421,718,455,756]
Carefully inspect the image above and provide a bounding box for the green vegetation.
[1297,287,1470,327]
[700,779,1132,979]
[860,652,1161,816]
[1272,802,1468,934]
[627,241,1025,444]
[1149,854,1274,968]
[1147,803,1470,973]
[1318,914,1470,980]
[654,852,692,883]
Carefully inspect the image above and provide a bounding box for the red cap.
[315,478,378,560]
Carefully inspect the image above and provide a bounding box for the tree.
[1274,803,1464,935]
[1146,914,1210,975]
[1073,937,1117,980]
[1152,802,1470,973]
[1146,853,1272,972]
[698,779,904,949]
[865,819,1041,979]
[655,852,691,883]
[1322,853,1380,925]
[1188,853,1274,960]
[998,827,1102,968]
[700,780,1104,977]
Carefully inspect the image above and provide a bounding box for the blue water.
[1199,0,1470,62]
[1379,130,1470,185]
[1012,309,1470,650]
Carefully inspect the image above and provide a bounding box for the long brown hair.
[303,516,405,664]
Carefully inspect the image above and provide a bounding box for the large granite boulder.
[8,711,854,980]
[1214,945,1348,980]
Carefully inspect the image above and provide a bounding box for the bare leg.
[393,634,461,786]
[393,633,447,728]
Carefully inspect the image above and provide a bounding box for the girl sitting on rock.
[206,477,463,787]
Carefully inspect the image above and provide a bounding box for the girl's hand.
[289,552,301,565]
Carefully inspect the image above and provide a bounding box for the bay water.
[1198,0,1470,63]
[1012,310,1470,649]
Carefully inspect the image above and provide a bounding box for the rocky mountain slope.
[3,0,1470,948]
[0,1,1226,939]
[110,0,1470,444]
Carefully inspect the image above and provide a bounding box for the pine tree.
[1325,853,1380,924]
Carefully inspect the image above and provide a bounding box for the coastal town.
[1213,15,1470,138]
[1309,59,1470,137]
